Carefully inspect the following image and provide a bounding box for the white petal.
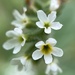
[44,27,51,34]
[20,56,26,65]
[11,58,20,65]
[51,63,62,73]
[13,10,22,21]
[44,54,52,64]
[3,39,19,50]
[45,65,51,75]
[32,50,43,60]
[58,67,62,73]
[48,11,56,22]
[14,28,22,35]
[35,41,45,48]
[11,57,24,71]
[22,13,27,19]
[23,7,27,12]
[13,45,21,54]
[21,36,26,46]
[11,21,24,29]
[52,47,63,57]
[6,30,17,37]
[18,64,23,71]
[46,38,57,46]
[36,21,44,28]
[50,63,58,71]
[37,10,48,22]
[51,22,63,30]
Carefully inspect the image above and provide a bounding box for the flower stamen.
[44,22,50,28]
[18,36,24,43]
[41,44,52,55]
[22,19,27,23]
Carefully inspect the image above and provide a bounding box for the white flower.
[3,28,26,54]
[36,10,63,34]
[45,59,62,75]
[11,56,27,71]
[11,56,32,71]
[32,38,63,64]
[50,0,60,11]
[11,7,28,29]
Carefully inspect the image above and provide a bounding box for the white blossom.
[11,56,33,71]
[11,56,27,71]
[32,38,63,64]
[36,10,63,34]
[45,59,62,75]
[11,7,28,29]
[3,28,26,54]
[50,0,60,11]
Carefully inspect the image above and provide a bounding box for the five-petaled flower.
[36,10,63,34]
[32,38,63,64]
[3,28,26,54]
[45,59,62,75]
[11,7,28,29]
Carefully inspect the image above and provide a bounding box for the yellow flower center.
[18,35,24,43]
[41,44,52,55]
[44,22,50,28]
[22,19,27,24]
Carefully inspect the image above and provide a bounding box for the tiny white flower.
[45,59,62,75]
[11,56,32,71]
[50,0,60,11]
[3,28,26,54]
[32,38,63,64]
[11,7,28,29]
[11,56,27,71]
[36,10,63,34]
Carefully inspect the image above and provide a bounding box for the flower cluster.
[3,0,64,75]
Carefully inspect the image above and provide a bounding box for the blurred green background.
[0,0,75,75]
